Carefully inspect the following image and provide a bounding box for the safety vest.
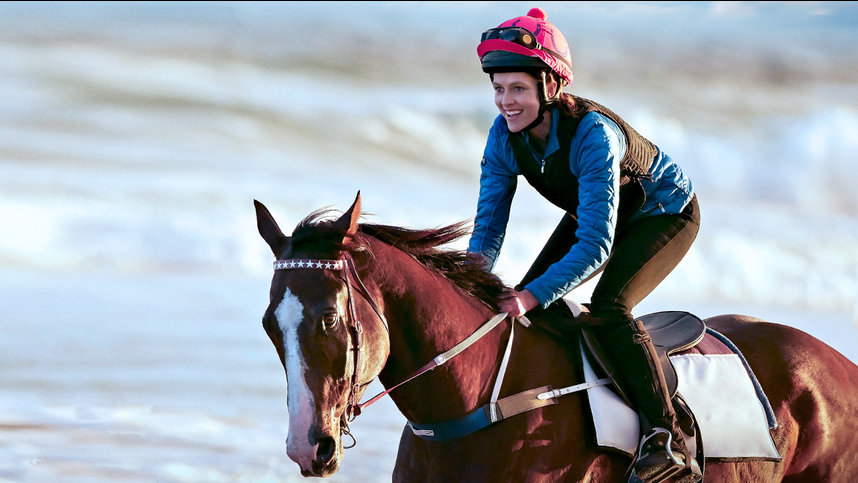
[510,94,657,223]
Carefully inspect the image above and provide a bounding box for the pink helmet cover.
[477,7,573,84]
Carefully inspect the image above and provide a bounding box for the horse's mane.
[291,209,506,309]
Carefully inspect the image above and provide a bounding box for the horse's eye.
[321,312,339,331]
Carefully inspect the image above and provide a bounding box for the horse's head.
[254,192,390,477]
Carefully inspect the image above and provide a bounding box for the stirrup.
[628,428,702,483]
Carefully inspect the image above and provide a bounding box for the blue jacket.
[468,107,694,307]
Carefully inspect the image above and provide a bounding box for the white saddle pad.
[582,343,781,460]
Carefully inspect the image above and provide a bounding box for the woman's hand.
[498,289,539,317]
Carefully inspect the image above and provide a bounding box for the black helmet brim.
[480,50,548,74]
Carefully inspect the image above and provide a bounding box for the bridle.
[272,253,514,446]
[273,253,388,445]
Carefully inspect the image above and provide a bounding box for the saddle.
[583,311,705,405]
[531,300,705,405]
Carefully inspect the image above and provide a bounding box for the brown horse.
[254,192,858,482]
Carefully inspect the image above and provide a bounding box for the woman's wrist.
[518,289,539,312]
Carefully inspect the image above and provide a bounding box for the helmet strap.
[522,70,557,132]
[522,108,546,133]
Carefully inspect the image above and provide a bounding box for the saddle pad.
[583,332,780,460]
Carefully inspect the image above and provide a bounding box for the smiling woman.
[468,8,703,480]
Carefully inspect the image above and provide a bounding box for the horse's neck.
[367,242,505,423]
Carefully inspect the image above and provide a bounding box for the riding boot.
[591,318,702,483]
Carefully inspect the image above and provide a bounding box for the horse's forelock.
[290,208,363,254]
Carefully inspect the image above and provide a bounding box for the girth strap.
[410,385,557,441]
[409,376,612,441]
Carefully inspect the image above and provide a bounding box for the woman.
[467,7,702,483]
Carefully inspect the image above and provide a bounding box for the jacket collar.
[523,106,561,158]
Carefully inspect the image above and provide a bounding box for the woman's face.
[492,72,541,133]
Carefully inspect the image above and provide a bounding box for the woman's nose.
[500,91,513,106]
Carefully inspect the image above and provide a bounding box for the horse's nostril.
[316,436,336,464]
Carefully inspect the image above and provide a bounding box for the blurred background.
[1,1,856,481]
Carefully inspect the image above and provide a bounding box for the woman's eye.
[322,312,339,330]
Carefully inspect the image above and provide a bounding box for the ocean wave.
[1,2,856,313]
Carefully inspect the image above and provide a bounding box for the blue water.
[1,2,856,481]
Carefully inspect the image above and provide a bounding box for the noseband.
[274,254,388,442]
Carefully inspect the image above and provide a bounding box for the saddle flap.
[641,311,705,398]
[583,311,706,400]
[580,329,633,406]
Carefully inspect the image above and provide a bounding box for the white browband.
[273,259,345,270]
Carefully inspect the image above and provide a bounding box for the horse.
[253,192,858,482]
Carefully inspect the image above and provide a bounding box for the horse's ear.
[333,191,361,242]
[254,200,290,256]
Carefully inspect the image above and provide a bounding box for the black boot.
[591,318,702,483]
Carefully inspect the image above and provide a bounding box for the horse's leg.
[392,426,425,483]
[393,428,533,483]
[393,430,519,483]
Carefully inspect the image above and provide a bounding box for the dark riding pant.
[518,195,701,439]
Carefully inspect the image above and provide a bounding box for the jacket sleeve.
[524,114,625,307]
[468,118,518,271]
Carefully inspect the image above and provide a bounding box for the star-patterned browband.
[273,259,345,270]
